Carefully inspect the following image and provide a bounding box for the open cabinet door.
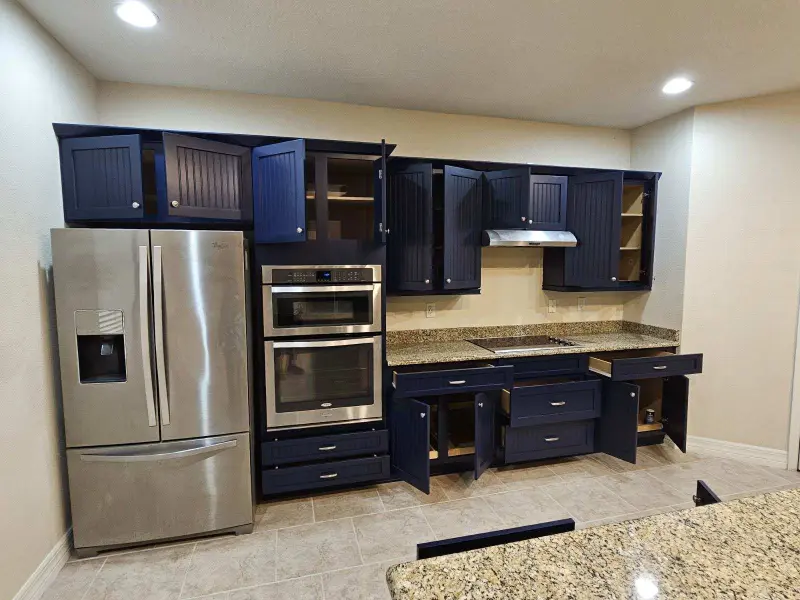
[483,167,530,229]
[474,393,495,479]
[390,397,430,494]
[597,380,639,464]
[663,376,689,452]
[443,166,482,290]
[374,139,387,244]
[252,139,306,243]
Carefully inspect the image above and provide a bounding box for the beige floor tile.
[597,471,687,510]
[542,478,637,523]
[322,562,396,600]
[433,470,506,500]
[490,463,562,490]
[181,533,276,598]
[228,575,323,600]
[275,519,361,581]
[376,480,448,510]
[353,507,435,563]
[589,450,665,473]
[312,489,384,522]
[84,544,193,600]
[646,460,741,497]
[421,497,506,540]
[545,456,615,481]
[42,558,105,600]
[255,497,313,533]
[483,487,571,528]
[712,459,788,493]
[638,443,702,465]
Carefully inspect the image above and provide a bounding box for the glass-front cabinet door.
[264,336,383,430]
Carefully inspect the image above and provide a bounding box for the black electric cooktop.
[467,335,580,354]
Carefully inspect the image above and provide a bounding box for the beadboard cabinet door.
[163,133,251,221]
[484,167,530,229]
[443,166,482,290]
[252,139,306,243]
[387,162,434,292]
[390,397,431,494]
[529,174,568,231]
[60,135,145,221]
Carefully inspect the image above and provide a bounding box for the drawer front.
[262,430,389,466]
[504,421,594,464]
[500,355,588,379]
[591,353,703,381]
[262,455,390,495]
[393,365,513,398]
[504,379,601,427]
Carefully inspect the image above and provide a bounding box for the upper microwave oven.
[262,265,382,338]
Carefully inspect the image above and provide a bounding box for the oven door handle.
[272,337,380,349]
[269,284,377,294]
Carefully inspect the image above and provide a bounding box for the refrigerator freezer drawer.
[67,433,253,551]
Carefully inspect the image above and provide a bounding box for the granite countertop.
[387,488,800,599]
[386,321,680,367]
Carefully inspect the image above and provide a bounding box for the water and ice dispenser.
[75,310,127,383]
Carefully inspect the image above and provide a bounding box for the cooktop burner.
[467,335,580,354]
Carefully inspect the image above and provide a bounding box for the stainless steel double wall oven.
[262,265,383,429]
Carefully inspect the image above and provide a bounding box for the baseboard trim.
[12,528,72,600]
[688,435,788,470]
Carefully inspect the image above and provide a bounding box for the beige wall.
[625,109,695,330]
[681,91,800,451]
[0,1,97,597]
[97,82,632,330]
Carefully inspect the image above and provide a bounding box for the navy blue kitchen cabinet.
[252,139,306,243]
[484,169,567,231]
[390,397,431,494]
[387,162,483,294]
[543,171,658,291]
[60,135,146,221]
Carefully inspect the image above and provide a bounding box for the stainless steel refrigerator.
[52,228,253,557]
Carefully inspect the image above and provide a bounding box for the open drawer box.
[589,349,703,381]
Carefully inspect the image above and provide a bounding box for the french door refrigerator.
[51,228,253,556]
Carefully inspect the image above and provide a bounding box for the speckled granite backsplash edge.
[385,320,679,346]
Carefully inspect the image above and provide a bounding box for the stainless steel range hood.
[481,229,578,247]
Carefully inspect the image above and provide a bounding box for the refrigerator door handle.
[79,439,238,463]
[139,245,158,427]
[152,244,171,426]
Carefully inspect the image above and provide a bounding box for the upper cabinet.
[484,168,568,231]
[543,171,657,291]
[387,162,482,294]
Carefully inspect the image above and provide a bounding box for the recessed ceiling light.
[662,77,693,95]
[115,1,158,28]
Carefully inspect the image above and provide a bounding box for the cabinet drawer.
[262,430,388,467]
[392,364,513,398]
[504,421,594,464]
[262,455,390,495]
[499,354,588,379]
[501,377,600,427]
[589,350,702,381]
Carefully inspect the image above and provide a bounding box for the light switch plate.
[426,303,436,318]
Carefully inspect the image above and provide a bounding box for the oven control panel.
[267,267,378,284]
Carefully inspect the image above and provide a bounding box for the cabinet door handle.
[611,277,617,282]
[521,216,526,222]
[449,380,466,385]
[424,279,430,284]
[318,445,337,451]
[319,473,338,479]
[446,278,451,284]
[420,413,426,418]
[653,365,667,370]
[550,401,566,406]
[297,227,304,234]
[478,402,484,408]
[171,200,179,208]
[544,437,560,442]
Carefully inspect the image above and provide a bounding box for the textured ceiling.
[19,0,800,128]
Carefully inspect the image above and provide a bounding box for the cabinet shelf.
[637,422,664,433]
[620,246,641,251]
[622,213,643,217]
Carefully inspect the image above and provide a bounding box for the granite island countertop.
[386,488,800,599]
[386,321,680,367]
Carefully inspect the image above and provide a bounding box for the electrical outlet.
[426,303,436,318]
[548,299,557,314]
[577,297,586,311]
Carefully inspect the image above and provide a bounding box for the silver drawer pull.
[319,473,338,479]
[321,402,333,408]
[653,365,668,370]
[449,380,466,385]
[550,401,566,406]
[544,437,560,442]
[318,445,337,451]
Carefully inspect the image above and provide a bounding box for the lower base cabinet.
[262,455,390,495]
[503,421,595,464]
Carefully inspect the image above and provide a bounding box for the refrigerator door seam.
[139,245,158,427]
[152,244,171,426]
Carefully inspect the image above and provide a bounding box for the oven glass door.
[265,284,381,336]
[265,336,383,429]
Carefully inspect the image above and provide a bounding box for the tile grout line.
[77,557,107,600]
[418,504,439,542]
[176,542,198,600]
[350,517,366,566]
[181,573,322,600]
[273,529,278,585]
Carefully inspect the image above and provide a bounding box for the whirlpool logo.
[211,242,230,250]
